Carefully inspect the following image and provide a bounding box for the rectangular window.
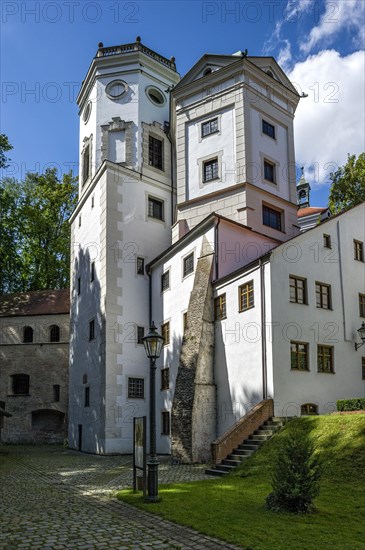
[239,281,254,312]
[82,145,90,185]
[161,368,169,390]
[161,411,170,435]
[359,293,365,318]
[264,160,276,183]
[77,277,81,296]
[317,345,334,373]
[128,378,144,399]
[201,117,218,138]
[214,294,227,320]
[183,312,188,332]
[262,120,275,139]
[12,374,30,395]
[84,386,90,407]
[53,385,60,402]
[362,357,365,380]
[289,275,307,304]
[263,205,281,231]
[316,282,331,309]
[89,319,95,341]
[290,341,309,371]
[90,262,95,282]
[148,136,163,170]
[323,234,331,248]
[136,257,145,275]
[137,326,144,345]
[354,240,364,262]
[161,271,170,292]
[183,253,194,278]
[203,158,219,182]
[148,197,164,221]
[161,322,170,346]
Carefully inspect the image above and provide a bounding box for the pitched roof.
[0,289,70,317]
[297,206,329,218]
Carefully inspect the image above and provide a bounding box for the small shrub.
[266,430,321,513]
[337,398,365,412]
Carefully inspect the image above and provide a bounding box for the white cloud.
[277,40,292,71]
[301,0,365,54]
[288,49,365,186]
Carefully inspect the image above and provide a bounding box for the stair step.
[239,443,260,450]
[216,464,237,472]
[248,434,270,441]
[232,449,254,456]
[223,459,242,467]
[205,468,228,476]
[255,429,275,435]
[229,454,248,462]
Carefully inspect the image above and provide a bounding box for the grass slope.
[117,415,365,550]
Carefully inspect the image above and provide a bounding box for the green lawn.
[117,415,365,550]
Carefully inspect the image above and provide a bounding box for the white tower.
[69,39,179,454]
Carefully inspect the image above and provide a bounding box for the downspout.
[146,266,152,325]
[260,256,268,400]
[214,217,221,281]
[336,220,347,340]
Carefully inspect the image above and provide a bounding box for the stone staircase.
[205,417,287,476]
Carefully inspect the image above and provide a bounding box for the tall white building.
[69,40,365,459]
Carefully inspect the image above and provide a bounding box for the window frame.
[362,357,365,380]
[301,403,318,415]
[203,157,219,183]
[290,341,309,371]
[262,204,282,231]
[11,374,30,396]
[148,196,164,221]
[148,135,164,171]
[53,384,60,403]
[317,345,334,373]
[262,119,276,140]
[137,326,145,345]
[238,280,254,312]
[161,270,170,293]
[201,117,219,138]
[182,252,194,279]
[315,281,332,310]
[161,321,170,346]
[128,377,145,399]
[354,239,364,262]
[89,319,95,341]
[49,325,60,343]
[84,386,90,407]
[136,257,145,275]
[90,261,95,282]
[289,275,307,305]
[161,368,169,391]
[263,159,276,183]
[323,234,331,249]
[23,326,33,343]
[359,293,365,318]
[161,411,171,435]
[214,294,227,320]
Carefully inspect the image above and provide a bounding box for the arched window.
[301,403,318,416]
[50,325,60,343]
[23,326,33,343]
[11,374,30,395]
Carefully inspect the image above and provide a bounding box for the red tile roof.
[0,289,70,317]
[297,206,328,218]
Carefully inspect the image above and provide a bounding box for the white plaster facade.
[69,39,365,459]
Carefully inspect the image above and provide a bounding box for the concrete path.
[0,446,242,549]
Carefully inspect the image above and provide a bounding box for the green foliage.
[266,429,321,513]
[337,398,365,411]
[0,168,78,294]
[328,153,365,214]
[0,134,13,169]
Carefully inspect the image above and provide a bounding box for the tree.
[266,429,321,513]
[0,134,13,169]
[0,168,78,294]
[328,153,365,214]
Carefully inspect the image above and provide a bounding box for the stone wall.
[0,313,69,443]
[171,237,216,462]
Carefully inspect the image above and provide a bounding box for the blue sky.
[1,0,364,206]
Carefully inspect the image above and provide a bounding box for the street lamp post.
[355,322,365,351]
[142,322,164,502]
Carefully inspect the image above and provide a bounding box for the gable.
[176,54,239,89]
[246,57,299,95]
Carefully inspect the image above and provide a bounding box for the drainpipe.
[214,217,221,281]
[336,220,347,340]
[146,266,152,325]
[260,256,268,400]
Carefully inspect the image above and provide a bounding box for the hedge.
[336,398,365,411]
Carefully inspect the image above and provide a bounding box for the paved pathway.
[0,446,243,549]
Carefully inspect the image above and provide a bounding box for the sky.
[1,0,364,206]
